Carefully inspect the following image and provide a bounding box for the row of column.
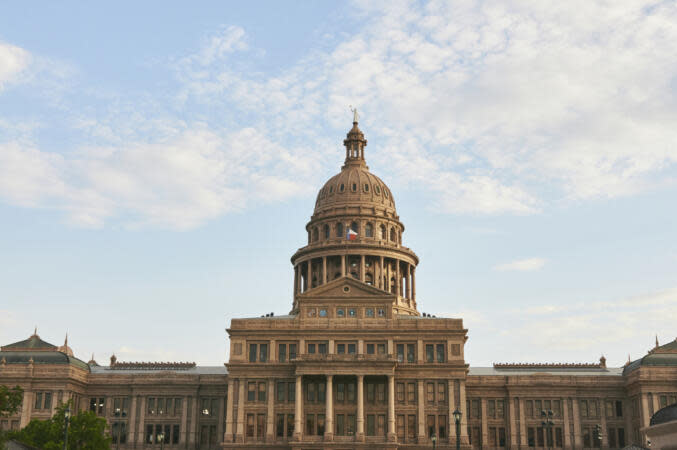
[226,376,468,444]
[294,255,416,300]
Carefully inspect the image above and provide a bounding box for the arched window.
[351,222,359,235]
[336,223,344,237]
[339,183,345,193]
[380,224,386,239]
[365,223,374,238]
[329,186,334,193]
[364,183,370,192]
[323,224,330,239]
[365,273,374,285]
[375,185,381,195]
[313,227,319,242]
[352,183,357,192]
[390,228,396,241]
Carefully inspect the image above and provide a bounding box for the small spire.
[628,353,631,363]
[32,326,37,337]
[64,333,68,347]
[656,334,659,348]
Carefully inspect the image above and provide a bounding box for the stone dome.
[314,166,396,216]
[312,119,397,217]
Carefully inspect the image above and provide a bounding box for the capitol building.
[1,118,676,449]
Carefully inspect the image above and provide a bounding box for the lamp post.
[158,432,165,450]
[594,424,604,448]
[453,409,462,450]
[63,407,71,450]
[541,410,554,450]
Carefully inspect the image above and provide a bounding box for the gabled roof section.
[297,276,395,300]
[1,333,57,351]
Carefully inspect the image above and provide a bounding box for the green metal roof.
[1,334,57,351]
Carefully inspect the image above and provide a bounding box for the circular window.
[375,186,381,194]
[339,183,345,192]
[364,183,369,192]
[343,286,350,293]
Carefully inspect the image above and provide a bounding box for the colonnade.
[294,254,416,301]
[226,376,467,445]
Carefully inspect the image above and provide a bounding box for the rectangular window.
[618,428,625,447]
[146,424,154,444]
[367,343,375,354]
[147,397,155,415]
[407,344,415,363]
[397,344,404,362]
[337,343,345,354]
[258,382,266,401]
[306,414,315,435]
[499,427,506,446]
[347,383,356,402]
[337,383,345,402]
[34,393,42,410]
[528,427,535,447]
[367,383,375,402]
[377,383,385,402]
[318,382,326,402]
[172,424,179,444]
[427,415,435,437]
[276,414,285,437]
[249,344,257,362]
[289,343,297,360]
[488,400,496,418]
[288,382,295,402]
[439,415,447,438]
[318,343,327,354]
[90,397,97,412]
[248,382,256,402]
[426,344,434,363]
[367,414,375,435]
[378,343,386,354]
[608,427,616,448]
[497,399,504,418]
[348,343,356,354]
[259,343,268,362]
[397,383,405,403]
[278,344,286,362]
[158,398,165,415]
[555,427,563,447]
[308,343,316,354]
[277,382,286,402]
[426,382,435,404]
[43,392,52,410]
[437,382,446,403]
[317,414,325,435]
[471,399,480,419]
[257,414,265,439]
[336,414,344,435]
[436,343,445,362]
[616,400,623,417]
[397,415,405,440]
[408,415,417,439]
[347,414,356,435]
[307,382,316,402]
[175,398,182,415]
[287,414,294,438]
[526,400,533,418]
[378,414,386,436]
[489,427,497,446]
[407,383,416,403]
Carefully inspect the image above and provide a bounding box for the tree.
[7,400,111,450]
[0,385,23,417]
[0,385,24,447]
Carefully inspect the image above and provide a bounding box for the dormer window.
[352,183,357,192]
[364,183,369,192]
[340,184,345,192]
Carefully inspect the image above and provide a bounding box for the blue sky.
[0,0,675,366]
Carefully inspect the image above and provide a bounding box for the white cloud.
[0,126,323,229]
[494,257,546,272]
[0,41,31,91]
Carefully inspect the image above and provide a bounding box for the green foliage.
[0,385,23,417]
[7,400,111,450]
[0,385,24,446]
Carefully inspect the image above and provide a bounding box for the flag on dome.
[346,228,358,240]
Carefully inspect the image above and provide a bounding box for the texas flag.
[346,228,358,240]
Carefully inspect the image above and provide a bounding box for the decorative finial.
[656,334,659,348]
[599,355,606,368]
[350,105,359,123]
[64,333,68,346]
[33,326,37,336]
[628,353,631,363]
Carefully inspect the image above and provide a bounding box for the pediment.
[297,276,395,300]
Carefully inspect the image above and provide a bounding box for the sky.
[0,0,675,367]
